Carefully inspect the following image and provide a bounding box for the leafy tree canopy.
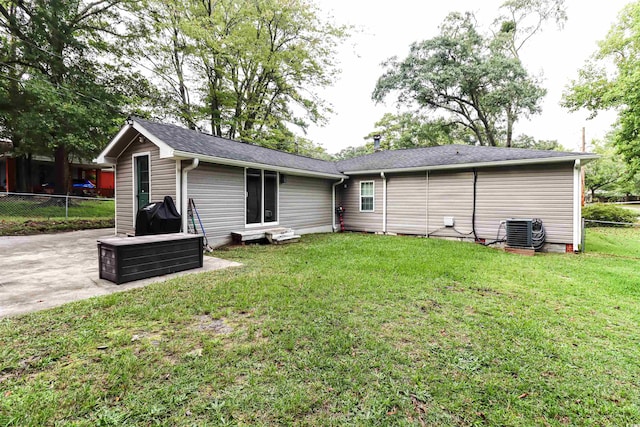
[584,138,625,199]
[0,0,153,192]
[138,0,347,158]
[373,1,565,148]
[363,113,474,151]
[511,134,565,151]
[563,1,640,172]
[333,144,371,161]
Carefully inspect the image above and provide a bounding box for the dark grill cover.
[135,196,182,236]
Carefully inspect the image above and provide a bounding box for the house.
[96,118,598,252]
[0,151,114,196]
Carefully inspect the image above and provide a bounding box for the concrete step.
[232,228,298,245]
[272,235,301,245]
[265,228,295,243]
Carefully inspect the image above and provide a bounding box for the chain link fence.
[0,192,115,220]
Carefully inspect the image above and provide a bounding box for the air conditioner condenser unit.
[505,219,533,248]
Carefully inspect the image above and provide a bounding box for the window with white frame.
[360,181,374,212]
[246,168,278,225]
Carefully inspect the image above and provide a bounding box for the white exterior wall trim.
[244,168,280,229]
[175,161,182,215]
[359,180,375,212]
[113,164,118,235]
[181,158,199,232]
[342,155,599,176]
[96,121,175,164]
[425,170,429,237]
[381,172,387,233]
[95,125,131,164]
[131,152,151,228]
[573,159,581,251]
[133,122,175,159]
[332,178,345,231]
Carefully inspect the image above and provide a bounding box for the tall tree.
[584,138,626,200]
[563,1,640,172]
[493,0,566,59]
[138,0,198,129]
[372,12,545,147]
[141,0,348,153]
[0,0,149,193]
[492,0,566,146]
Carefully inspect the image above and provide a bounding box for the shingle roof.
[129,118,595,175]
[133,118,344,177]
[336,144,595,172]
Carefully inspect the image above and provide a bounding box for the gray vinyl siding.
[427,170,475,239]
[279,175,333,230]
[474,164,574,244]
[340,175,384,232]
[187,164,334,247]
[187,163,246,247]
[426,164,574,244]
[115,139,176,235]
[386,172,427,235]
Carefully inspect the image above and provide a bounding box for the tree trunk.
[54,145,68,195]
[15,155,29,192]
[506,107,514,148]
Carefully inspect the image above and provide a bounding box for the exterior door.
[135,155,150,211]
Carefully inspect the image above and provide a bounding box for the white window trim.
[245,168,280,228]
[131,152,151,227]
[359,180,375,212]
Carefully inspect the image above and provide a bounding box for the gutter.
[181,158,199,232]
[342,155,600,175]
[380,172,387,233]
[332,178,345,231]
[172,150,345,180]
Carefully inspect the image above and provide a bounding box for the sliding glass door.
[246,168,278,225]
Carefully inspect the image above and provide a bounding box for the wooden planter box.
[98,233,203,284]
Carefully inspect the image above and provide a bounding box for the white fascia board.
[94,156,117,165]
[95,124,131,164]
[132,122,175,159]
[96,121,176,164]
[342,155,600,175]
[172,150,346,180]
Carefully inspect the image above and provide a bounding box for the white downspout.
[381,171,387,234]
[425,170,429,238]
[332,178,345,231]
[113,164,117,235]
[181,158,200,232]
[573,159,581,252]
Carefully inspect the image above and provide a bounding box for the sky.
[303,0,630,155]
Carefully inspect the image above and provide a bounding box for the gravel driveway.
[0,229,240,318]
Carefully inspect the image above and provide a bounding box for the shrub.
[583,203,638,226]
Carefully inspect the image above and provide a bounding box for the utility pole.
[581,127,586,205]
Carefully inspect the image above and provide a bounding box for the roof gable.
[97,118,345,178]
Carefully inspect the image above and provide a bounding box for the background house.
[97,118,597,252]
[0,152,114,196]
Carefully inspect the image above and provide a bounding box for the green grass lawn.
[1,229,639,426]
[0,197,115,220]
[0,197,115,235]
